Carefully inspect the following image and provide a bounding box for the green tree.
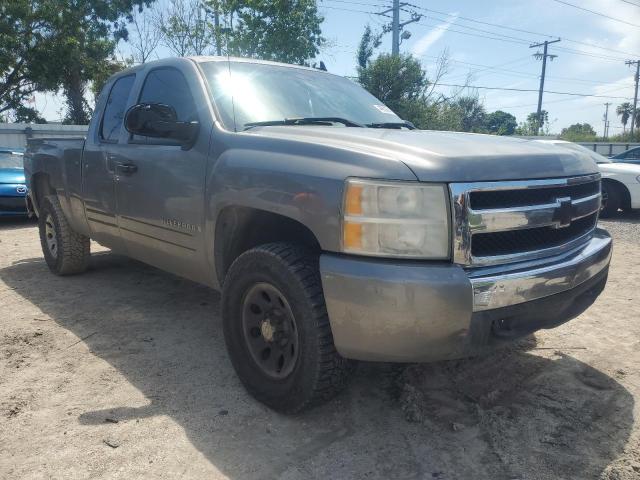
[559,123,597,142]
[89,57,133,102]
[1,0,152,124]
[205,0,324,64]
[357,53,428,123]
[452,96,486,132]
[616,102,632,134]
[356,24,382,69]
[0,1,59,116]
[484,110,517,135]
[516,111,549,136]
[14,105,47,124]
[159,0,215,56]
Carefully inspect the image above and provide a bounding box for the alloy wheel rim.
[45,214,58,259]
[241,282,299,379]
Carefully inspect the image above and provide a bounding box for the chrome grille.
[450,174,601,267]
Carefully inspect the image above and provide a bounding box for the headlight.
[342,178,450,258]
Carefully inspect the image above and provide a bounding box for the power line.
[413,19,628,63]
[318,4,373,14]
[620,0,640,7]
[500,85,637,109]
[322,2,636,62]
[322,0,388,7]
[434,83,633,99]
[493,87,633,110]
[550,0,640,28]
[406,4,639,57]
[442,58,632,86]
[415,20,530,46]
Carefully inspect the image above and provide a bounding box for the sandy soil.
[1,214,639,480]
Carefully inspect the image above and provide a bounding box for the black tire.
[600,182,621,218]
[222,242,354,413]
[38,195,90,275]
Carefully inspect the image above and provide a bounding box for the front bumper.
[320,229,612,362]
[0,195,28,216]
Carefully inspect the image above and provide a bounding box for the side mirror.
[124,103,199,146]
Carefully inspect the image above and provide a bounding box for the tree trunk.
[63,68,90,125]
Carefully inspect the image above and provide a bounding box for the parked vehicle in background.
[536,139,640,218]
[24,57,612,413]
[611,146,640,165]
[0,147,28,217]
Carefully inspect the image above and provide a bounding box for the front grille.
[469,181,600,209]
[450,174,601,266]
[472,213,597,257]
[0,196,28,213]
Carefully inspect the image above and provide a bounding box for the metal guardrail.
[577,142,640,157]
[0,123,88,149]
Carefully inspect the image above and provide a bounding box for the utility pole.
[530,38,561,136]
[392,0,400,56]
[375,2,421,55]
[603,103,611,139]
[626,60,640,139]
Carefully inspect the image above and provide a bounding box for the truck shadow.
[0,252,634,479]
[600,210,640,224]
[0,216,37,231]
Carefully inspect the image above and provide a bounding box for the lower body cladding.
[320,229,612,362]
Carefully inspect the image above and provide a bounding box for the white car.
[536,140,640,217]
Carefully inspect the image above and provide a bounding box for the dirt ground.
[1,214,639,480]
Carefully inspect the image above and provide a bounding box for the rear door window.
[100,75,135,142]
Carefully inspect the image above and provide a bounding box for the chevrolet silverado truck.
[24,57,612,413]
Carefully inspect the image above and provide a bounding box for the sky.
[35,0,640,135]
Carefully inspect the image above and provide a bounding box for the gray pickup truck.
[25,57,612,413]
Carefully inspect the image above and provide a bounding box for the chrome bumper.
[469,230,612,311]
[320,229,611,362]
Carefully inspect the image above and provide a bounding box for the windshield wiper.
[366,121,416,130]
[244,117,365,130]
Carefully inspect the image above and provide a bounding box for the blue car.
[611,146,640,165]
[0,147,28,216]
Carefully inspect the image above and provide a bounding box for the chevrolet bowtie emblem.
[554,196,573,228]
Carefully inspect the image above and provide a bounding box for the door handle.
[116,163,138,175]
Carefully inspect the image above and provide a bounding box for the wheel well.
[214,206,321,285]
[602,178,631,210]
[30,173,53,217]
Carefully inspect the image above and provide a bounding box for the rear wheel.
[38,195,90,275]
[222,242,354,413]
[600,182,621,218]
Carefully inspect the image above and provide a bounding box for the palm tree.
[617,102,632,134]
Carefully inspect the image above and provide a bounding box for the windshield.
[0,152,24,169]
[555,142,611,164]
[200,61,403,131]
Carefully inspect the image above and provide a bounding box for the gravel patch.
[599,210,640,244]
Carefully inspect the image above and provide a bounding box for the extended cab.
[24,57,612,412]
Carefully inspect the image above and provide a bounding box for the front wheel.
[38,195,90,275]
[600,183,620,218]
[222,243,354,413]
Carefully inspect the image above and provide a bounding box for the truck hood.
[0,168,25,184]
[245,127,599,182]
